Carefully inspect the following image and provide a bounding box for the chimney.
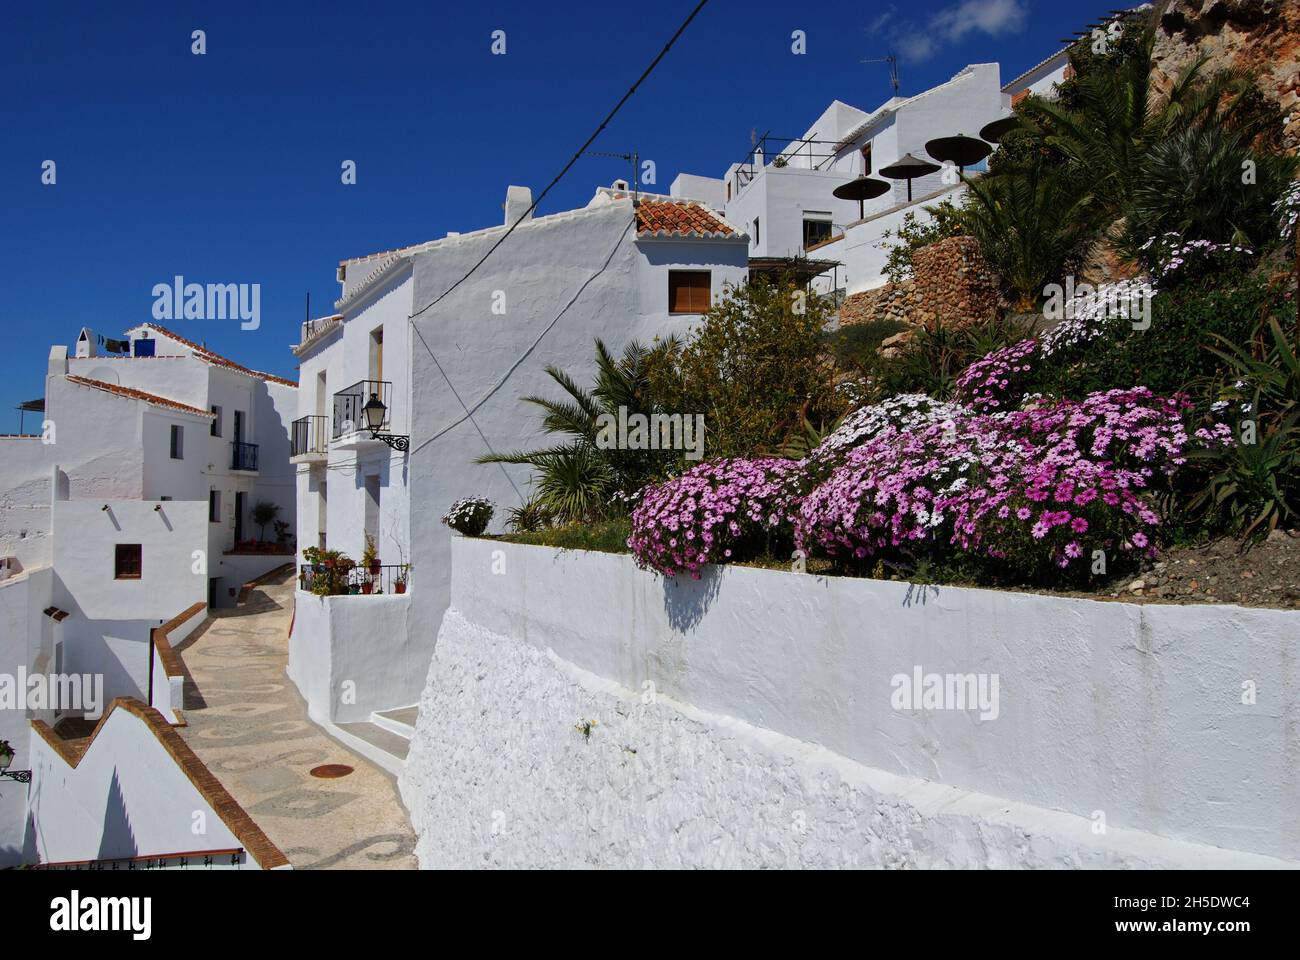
[503,185,533,226]
[75,327,97,358]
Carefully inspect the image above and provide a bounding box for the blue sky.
[0,0,1106,428]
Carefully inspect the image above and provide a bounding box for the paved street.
[174,570,418,870]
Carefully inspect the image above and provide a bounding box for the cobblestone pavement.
[174,570,418,869]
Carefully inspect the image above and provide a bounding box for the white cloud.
[871,0,1029,63]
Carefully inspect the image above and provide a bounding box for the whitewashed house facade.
[288,183,748,766]
[672,63,1009,294]
[0,323,297,865]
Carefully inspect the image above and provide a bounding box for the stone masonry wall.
[839,236,1000,332]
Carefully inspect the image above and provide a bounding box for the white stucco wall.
[0,438,52,572]
[402,606,1292,869]
[407,537,1300,866]
[835,182,968,293]
[287,591,418,724]
[0,567,54,866]
[52,498,207,622]
[24,706,265,868]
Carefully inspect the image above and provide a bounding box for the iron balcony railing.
[299,563,410,596]
[333,379,391,440]
[291,415,329,457]
[230,441,259,471]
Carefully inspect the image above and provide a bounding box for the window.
[369,327,384,382]
[803,216,833,249]
[210,405,222,437]
[209,490,221,523]
[114,544,142,580]
[861,143,873,175]
[752,217,760,245]
[170,424,184,459]
[668,271,711,314]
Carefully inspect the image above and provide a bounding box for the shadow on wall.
[97,768,138,861]
[662,565,722,632]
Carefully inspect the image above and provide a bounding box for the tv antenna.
[584,149,641,204]
[862,52,900,94]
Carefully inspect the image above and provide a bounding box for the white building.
[0,324,297,864]
[288,183,749,764]
[672,63,1009,294]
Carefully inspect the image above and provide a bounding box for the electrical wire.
[406,0,709,322]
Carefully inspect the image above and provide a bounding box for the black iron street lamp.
[362,393,409,452]
[0,751,30,783]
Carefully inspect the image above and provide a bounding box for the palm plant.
[478,337,678,523]
[1125,124,1298,256]
[962,159,1094,309]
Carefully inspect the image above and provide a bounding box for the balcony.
[299,563,410,596]
[230,441,259,472]
[332,379,392,450]
[290,415,329,464]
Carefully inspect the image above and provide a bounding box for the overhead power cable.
[406,0,710,322]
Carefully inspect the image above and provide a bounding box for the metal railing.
[299,563,410,596]
[291,415,329,457]
[730,133,848,198]
[333,379,391,440]
[230,441,259,471]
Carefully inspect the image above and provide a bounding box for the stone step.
[336,721,410,763]
[370,705,419,741]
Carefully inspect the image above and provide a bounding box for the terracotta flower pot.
[394,582,407,595]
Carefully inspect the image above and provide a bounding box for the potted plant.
[394,564,409,594]
[362,533,381,576]
[0,740,13,770]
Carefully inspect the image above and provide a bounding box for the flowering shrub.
[807,394,971,474]
[952,389,1228,576]
[796,416,1024,563]
[628,458,803,578]
[1141,233,1254,285]
[441,496,494,536]
[793,388,1234,582]
[953,339,1038,412]
[1038,278,1156,359]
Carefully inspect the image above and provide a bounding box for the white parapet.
[398,536,1300,869]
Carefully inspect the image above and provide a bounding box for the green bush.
[648,276,844,459]
[1035,272,1286,399]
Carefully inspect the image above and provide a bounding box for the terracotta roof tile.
[634,198,737,238]
[65,376,215,418]
[137,324,298,387]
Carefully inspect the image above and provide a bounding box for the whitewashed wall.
[288,591,417,724]
[0,438,52,572]
[0,568,53,866]
[835,182,968,293]
[24,705,273,868]
[52,498,207,622]
[404,537,1300,866]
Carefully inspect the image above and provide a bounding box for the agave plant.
[478,337,679,523]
